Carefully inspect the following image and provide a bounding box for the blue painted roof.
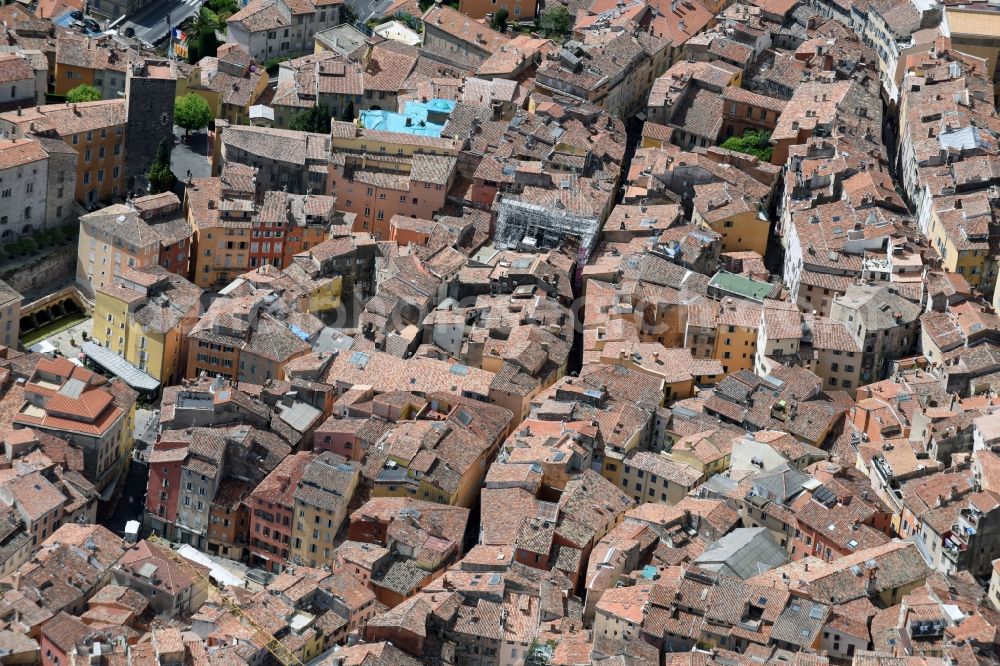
[359,98,456,137]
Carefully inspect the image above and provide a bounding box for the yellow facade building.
[692,181,769,255]
[77,203,163,296]
[685,298,762,376]
[927,195,994,296]
[92,266,202,387]
[947,8,1000,107]
[177,44,268,126]
[289,453,360,568]
[369,419,498,508]
[664,429,733,478]
[0,100,128,206]
[184,176,254,291]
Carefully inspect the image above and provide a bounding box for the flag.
[173,28,186,41]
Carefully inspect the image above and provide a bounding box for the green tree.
[190,7,220,36]
[194,29,220,61]
[174,93,213,137]
[148,139,177,194]
[205,0,239,13]
[719,130,773,162]
[342,3,358,24]
[342,100,355,121]
[541,5,570,35]
[66,84,101,103]
[492,7,508,31]
[205,0,238,22]
[289,105,332,133]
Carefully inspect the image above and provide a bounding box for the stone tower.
[124,59,177,187]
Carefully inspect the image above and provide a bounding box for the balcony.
[960,507,980,526]
[942,544,962,563]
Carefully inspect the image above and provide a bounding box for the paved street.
[104,458,148,535]
[134,408,160,453]
[119,0,204,46]
[171,126,212,181]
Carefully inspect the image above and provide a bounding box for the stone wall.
[0,244,76,299]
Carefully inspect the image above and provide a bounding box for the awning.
[81,341,160,392]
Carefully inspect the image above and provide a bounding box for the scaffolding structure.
[147,536,305,666]
[493,196,602,259]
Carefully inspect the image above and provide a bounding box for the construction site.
[492,193,603,263]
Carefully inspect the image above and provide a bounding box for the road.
[104,458,149,535]
[134,408,160,450]
[171,126,212,182]
[119,0,204,46]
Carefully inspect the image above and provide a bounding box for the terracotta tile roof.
[117,539,210,597]
[423,5,509,55]
[670,87,724,142]
[56,33,131,74]
[647,0,714,47]
[3,470,64,521]
[41,611,91,653]
[227,0,289,32]
[364,41,418,92]
[722,85,788,113]
[0,99,126,137]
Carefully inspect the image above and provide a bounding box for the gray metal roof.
[693,527,789,580]
[277,400,322,433]
[81,341,159,391]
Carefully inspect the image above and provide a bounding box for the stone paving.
[34,317,92,358]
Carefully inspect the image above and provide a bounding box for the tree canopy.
[719,130,773,162]
[66,84,101,103]
[541,5,571,35]
[174,94,213,136]
[492,7,508,31]
[289,105,332,133]
[147,139,177,194]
